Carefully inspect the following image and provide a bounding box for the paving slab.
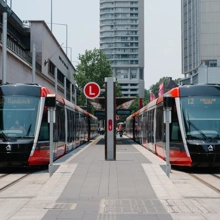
[0,136,219,220]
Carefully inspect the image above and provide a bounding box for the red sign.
[83,82,100,99]
[108,119,112,131]
[116,115,119,120]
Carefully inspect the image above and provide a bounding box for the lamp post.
[63,47,72,62]
[2,0,8,84]
[48,23,68,55]
[51,0,53,31]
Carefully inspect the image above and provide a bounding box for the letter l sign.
[89,86,95,95]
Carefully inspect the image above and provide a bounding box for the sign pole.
[46,94,56,177]
[48,108,55,177]
[163,94,172,178]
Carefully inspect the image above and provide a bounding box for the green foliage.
[149,77,170,96]
[149,77,180,97]
[129,89,150,114]
[129,77,180,114]
[115,81,123,97]
[73,48,122,106]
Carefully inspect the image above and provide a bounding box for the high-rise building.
[100,0,145,97]
[181,0,220,85]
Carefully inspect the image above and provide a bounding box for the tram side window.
[55,105,65,142]
[38,111,49,141]
[156,106,164,142]
[67,109,74,142]
[147,109,154,143]
[143,112,148,140]
[39,122,49,141]
[171,105,182,141]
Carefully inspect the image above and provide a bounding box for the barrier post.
[163,94,172,178]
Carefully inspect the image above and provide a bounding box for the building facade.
[100,0,145,97]
[181,0,220,85]
[0,1,77,103]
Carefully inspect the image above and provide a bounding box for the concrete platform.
[0,136,219,220]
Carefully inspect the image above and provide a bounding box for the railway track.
[0,173,31,192]
[189,173,220,194]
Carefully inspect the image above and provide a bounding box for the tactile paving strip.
[44,203,77,210]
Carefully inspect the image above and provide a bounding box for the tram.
[126,84,220,167]
[0,83,98,167]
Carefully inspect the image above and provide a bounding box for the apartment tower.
[100,0,145,97]
[181,0,220,85]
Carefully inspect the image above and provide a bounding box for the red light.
[108,119,112,131]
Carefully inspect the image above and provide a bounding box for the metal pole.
[2,5,7,84]
[47,23,68,55]
[32,44,36,83]
[49,108,54,177]
[75,86,77,105]
[165,109,171,178]
[70,83,72,103]
[69,47,72,62]
[10,0,12,9]
[64,76,66,99]
[66,25,68,55]
[55,67,57,93]
[51,0,53,32]
[205,65,208,84]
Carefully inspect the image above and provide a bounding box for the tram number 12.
[188,98,194,104]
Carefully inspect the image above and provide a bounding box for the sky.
[11,0,181,90]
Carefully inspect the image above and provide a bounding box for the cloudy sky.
[11,0,181,90]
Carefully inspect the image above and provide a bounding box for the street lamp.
[51,0,52,31]
[47,22,68,55]
[63,47,72,62]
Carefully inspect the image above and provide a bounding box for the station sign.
[116,109,131,115]
[94,111,105,117]
[84,82,100,99]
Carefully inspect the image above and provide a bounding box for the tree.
[149,77,180,98]
[73,48,122,107]
[129,89,150,114]
[129,77,180,115]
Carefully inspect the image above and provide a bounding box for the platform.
[0,136,220,220]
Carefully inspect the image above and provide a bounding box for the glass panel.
[181,97,220,140]
[0,96,40,138]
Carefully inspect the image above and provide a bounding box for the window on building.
[116,69,128,78]
[66,79,70,89]
[209,60,217,67]
[57,69,64,84]
[49,61,55,76]
[131,69,137,79]
[139,69,144,80]
[120,84,129,87]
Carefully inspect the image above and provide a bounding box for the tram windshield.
[181,96,220,140]
[0,96,40,138]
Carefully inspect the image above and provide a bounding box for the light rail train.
[0,83,98,167]
[126,84,220,167]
